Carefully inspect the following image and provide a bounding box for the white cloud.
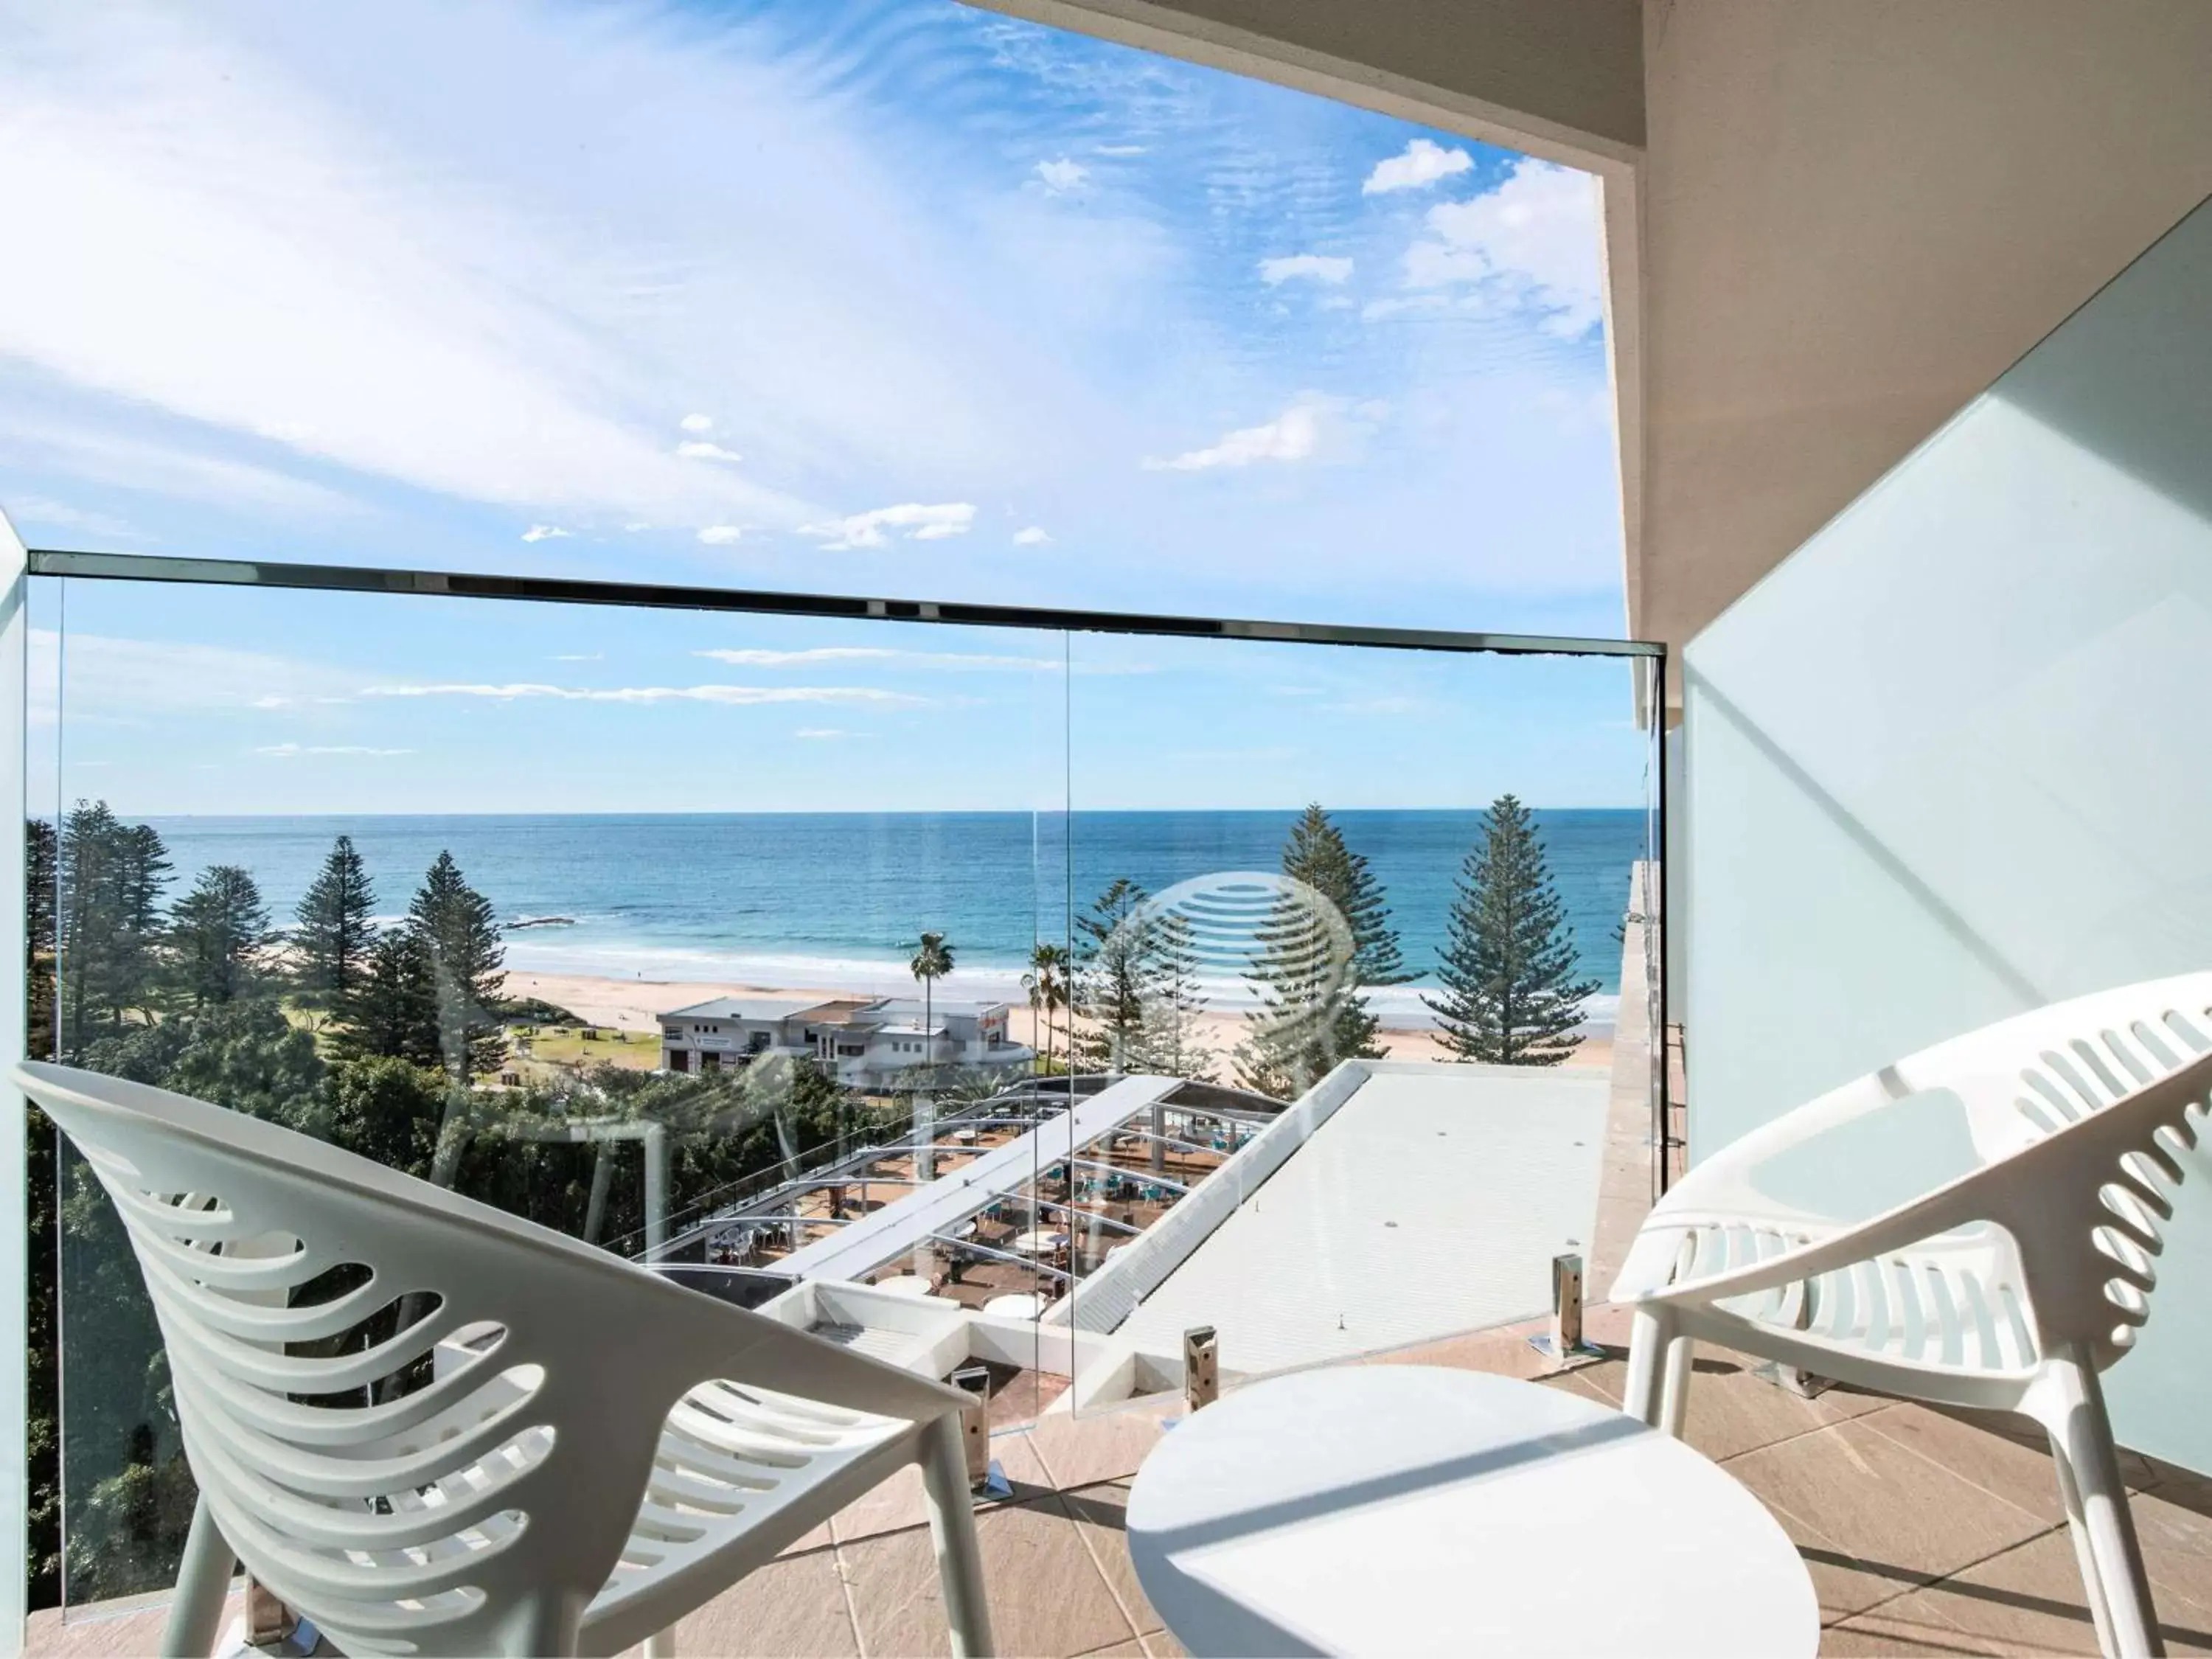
[700,646,1027,671]
[696,525,748,546]
[28,628,360,724]
[801,501,976,550]
[552,652,603,661]
[0,418,352,518]
[256,742,411,757]
[793,727,858,740]
[1258,254,1352,287]
[695,644,1151,677]
[1034,158,1088,193]
[520,524,570,543]
[0,7,1105,532]
[675,440,744,464]
[0,493,138,540]
[1144,393,1379,472]
[679,413,714,434]
[1363,139,1472,195]
[361,681,920,706]
[1095,145,1147,157]
[1400,159,1603,338]
[1012,525,1051,546]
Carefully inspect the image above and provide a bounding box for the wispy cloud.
[552,653,603,662]
[679,413,715,434]
[1329,695,1424,715]
[1399,159,1602,338]
[361,681,922,706]
[801,501,975,550]
[28,629,359,724]
[0,419,352,518]
[698,646,1043,672]
[0,11,815,529]
[1144,394,1379,472]
[697,525,748,546]
[256,742,411,757]
[1259,254,1352,286]
[1034,157,1088,192]
[1012,525,1052,546]
[793,727,861,740]
[695,645,1149,677]
[1,493,139,540]
[675,440,745,464]
[521,524,570,543]
[1363,139,1470,195]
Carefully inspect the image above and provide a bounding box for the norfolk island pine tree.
[1425,794,1600,1065]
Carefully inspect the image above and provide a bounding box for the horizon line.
[105,802,1653,821]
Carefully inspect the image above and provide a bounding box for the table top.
[870,1275,936,1298]
[1127,1367,1818,1659]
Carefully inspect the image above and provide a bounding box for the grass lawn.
[507,1024,664,1076]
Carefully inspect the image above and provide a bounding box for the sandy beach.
[500,968,1614,1074]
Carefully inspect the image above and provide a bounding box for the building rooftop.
[661,995,831,1023]
[1054,1062,1607,1400]
[661,994,1009,1027]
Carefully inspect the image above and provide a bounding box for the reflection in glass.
[38,569,1657,1615]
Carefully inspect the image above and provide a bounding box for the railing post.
[1183,1325,1219,1413]
[1552,1252,1584,1357]
[950,1366,1010,1500]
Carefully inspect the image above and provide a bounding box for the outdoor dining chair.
[18,1060,994,1659]
[1610,973,2212,1659]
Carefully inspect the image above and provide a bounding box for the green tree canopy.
[1074,878,1155,1073]
[336,928,442,1069]
[58,801,170,1054]
[166,865,275,1011]
[407,851,507,1082]
[1424,794,1600,1065]
[1141,908,1217,1083]
[1282,803,1409,990]
[293,834,379,1013]
[1235,805,1396,1097]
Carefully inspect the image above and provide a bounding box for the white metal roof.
[1102,1062,1606,1381]
[772,1074,1186,1284]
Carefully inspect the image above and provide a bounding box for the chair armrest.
[1646,1065,1938,1231]
[641,1272,972,1425]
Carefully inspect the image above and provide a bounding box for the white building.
[659,994,1029,1091]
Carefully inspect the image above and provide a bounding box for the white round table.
[1127,1367,1817,1658]
[983,1292,1046,1320]
[1010,1228,1067,1256]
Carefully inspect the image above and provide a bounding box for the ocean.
[142,810,1652,1024]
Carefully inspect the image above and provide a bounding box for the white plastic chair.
[18,1060,995,1659]
[1609,974,2212,1659]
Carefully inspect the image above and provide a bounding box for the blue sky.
[1,0,1641,814]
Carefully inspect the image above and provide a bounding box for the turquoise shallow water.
[142,809,1650,1006]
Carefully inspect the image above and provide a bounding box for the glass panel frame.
[23,543,1664,1618]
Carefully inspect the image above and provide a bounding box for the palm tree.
[1023,942,1071,1078]
[909,930,955,1078]
[908,931,954,1194]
